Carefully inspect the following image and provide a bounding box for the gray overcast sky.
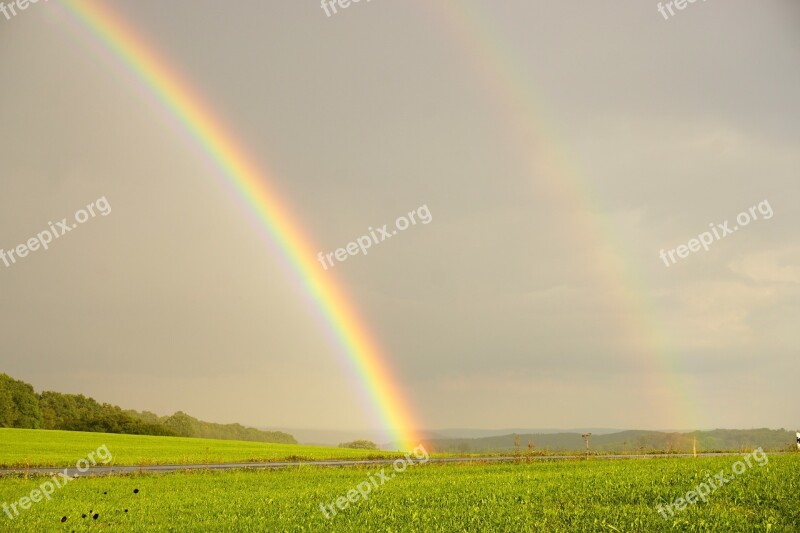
[1,1,798,438]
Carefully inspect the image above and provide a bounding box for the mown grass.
[0,454,797,531]
[0,429,403,468]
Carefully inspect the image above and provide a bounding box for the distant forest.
[0,373,296,444]
[422,428,797,454]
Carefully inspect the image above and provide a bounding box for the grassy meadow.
[0,438,797,531]
[0,429,800,532]
[0,429,402,468]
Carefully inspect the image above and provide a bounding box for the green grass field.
[1,430,798,531]
[1,452,798,531]
[0,429,403,468]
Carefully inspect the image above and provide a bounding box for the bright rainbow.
[60,1,419,450]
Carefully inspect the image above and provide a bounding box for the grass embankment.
[0,428,404,468]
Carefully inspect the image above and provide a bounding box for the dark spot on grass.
[124,509,128,513]
[92,513,99,520]
[133,488,139,494]
[81,514,86,519]
[60,516,67,523]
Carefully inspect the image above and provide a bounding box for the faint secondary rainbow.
[420,0,700,430]
[61,1,418,450]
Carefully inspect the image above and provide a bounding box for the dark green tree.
[339,440,379,450]
[0,373,43,428]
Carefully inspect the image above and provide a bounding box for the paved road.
[0,451,784,478]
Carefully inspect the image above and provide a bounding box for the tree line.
[0,373,296,444]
